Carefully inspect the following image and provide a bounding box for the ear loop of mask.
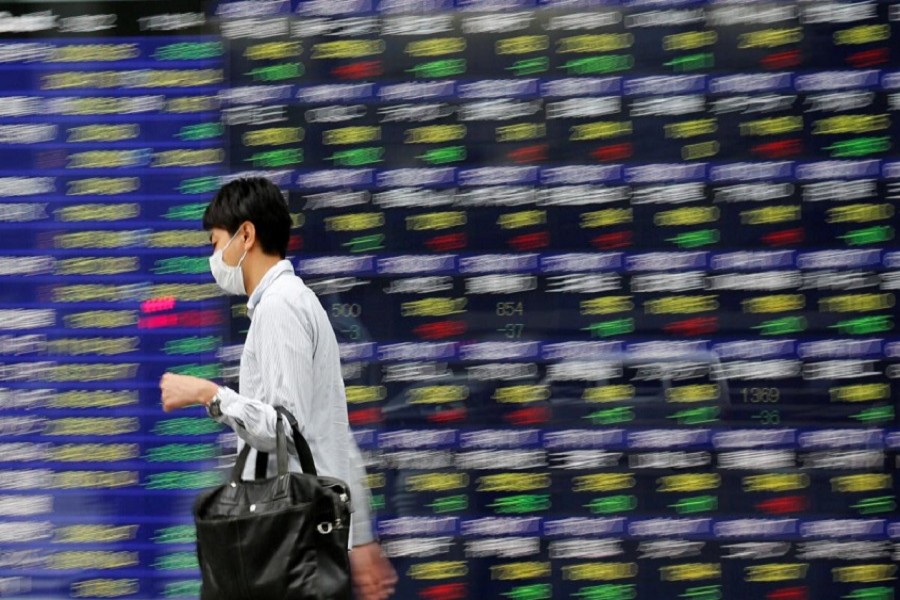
[224,228,249,267]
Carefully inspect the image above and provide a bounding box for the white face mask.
[209,230,248,296]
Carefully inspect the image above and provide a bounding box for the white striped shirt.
[215,259,372,544]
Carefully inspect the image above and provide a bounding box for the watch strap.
[206,387,224,418]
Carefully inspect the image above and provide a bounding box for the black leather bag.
[193,407,352,600]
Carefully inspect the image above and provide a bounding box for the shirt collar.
[247,259,293,319]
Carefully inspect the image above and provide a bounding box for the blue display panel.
[0,3,225,598]
[1,0,899,598]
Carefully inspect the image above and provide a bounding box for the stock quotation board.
[1,0,899,598]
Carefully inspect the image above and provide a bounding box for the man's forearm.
[347,432,376,546]
[214,386,281,453]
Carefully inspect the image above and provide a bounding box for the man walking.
[159,177,395,600]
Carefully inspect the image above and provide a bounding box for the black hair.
[203,177,291,258]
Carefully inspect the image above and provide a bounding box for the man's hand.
[159,373,218,412]
[350,541,397,600]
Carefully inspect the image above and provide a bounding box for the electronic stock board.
[0,0,899,598]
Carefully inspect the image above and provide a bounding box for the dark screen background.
[0,0,898,598]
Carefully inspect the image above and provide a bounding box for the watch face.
[208,399,222,418]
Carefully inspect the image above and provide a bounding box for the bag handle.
[250,406,318,480]
[232,410,291,483]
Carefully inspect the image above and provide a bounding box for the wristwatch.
[207,388,224,419]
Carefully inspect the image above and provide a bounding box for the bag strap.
[253,406,318,478]
[254,447,268,480]
[232,410,289,482]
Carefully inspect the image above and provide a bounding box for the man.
[159,177,396,600]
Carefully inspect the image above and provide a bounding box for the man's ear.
[240,221,257,251]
